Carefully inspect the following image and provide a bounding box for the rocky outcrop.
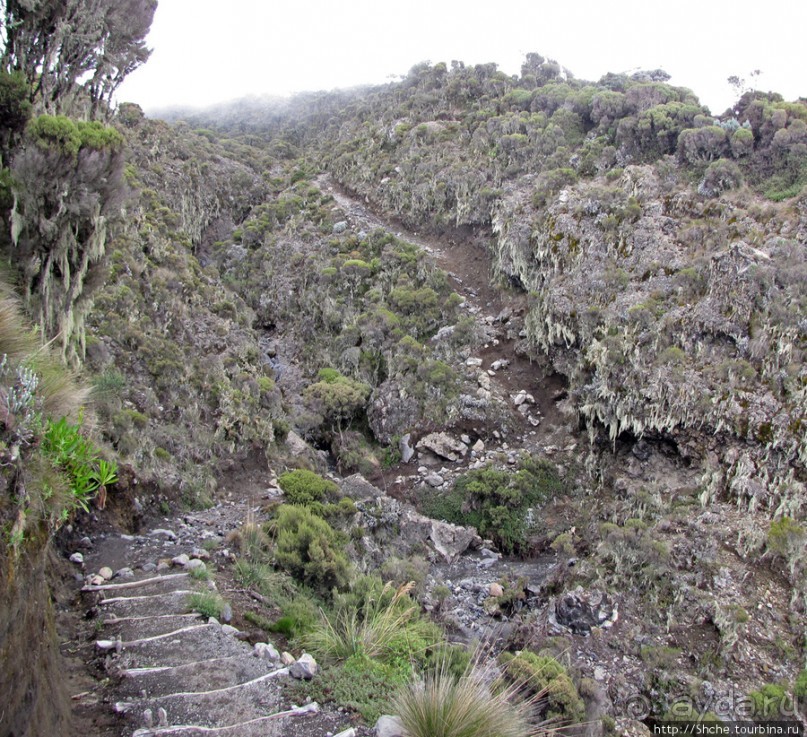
[491,168,806,513]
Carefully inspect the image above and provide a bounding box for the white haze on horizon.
[118,0,806,116]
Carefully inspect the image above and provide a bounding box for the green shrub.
[423,456,563,553]
[288,653,408,724]
[272,504,351,595]
[277,469,338,505]
[500,650,585,724]
[187,591,225,620]
[748,683,792,720]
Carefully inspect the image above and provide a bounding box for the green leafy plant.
[41,416,117,512]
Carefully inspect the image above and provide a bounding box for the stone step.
[109,624,249,668]
[115,665,291,732]
[84,572,191,593]
[102,612,204,640]
[129,702,319,737]
[116,656,276,697]
[97,590,196,619]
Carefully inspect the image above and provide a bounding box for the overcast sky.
[117,0,806,115]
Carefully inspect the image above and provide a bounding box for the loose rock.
[289,653,319,680]
[375,714,406,737]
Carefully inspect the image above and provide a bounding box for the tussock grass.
[305,581,427,662]
[393,659,546,737]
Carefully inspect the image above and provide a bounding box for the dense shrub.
[500,650,585,724]
[272,504,351,595]
[277,469,338,505]
[423,456,563,553]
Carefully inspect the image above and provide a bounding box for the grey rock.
[149,528,177,541]
[220,603,233,623]
[140,562,157,573]
[551,587,618,635]
[334,729,356,737]
[69,552,84,565]
[399,433,415,464]
[430,519,479,562]
[416,432,468,462]
[185,559,206,572]
[290,653,318,680]
[425,473,444,488]
[254,642,280,660]
[171,554,190,567]
[221,624,239,636]
[333,220,348,234]
[340,473,383,501]
[375,714,406,737]
[98,566,114,580]
[114,567,135,580]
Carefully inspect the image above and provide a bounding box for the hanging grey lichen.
[9,116,126,365]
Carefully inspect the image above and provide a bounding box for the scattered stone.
[491,359,510,371]
[157,707,168,727]
[594,666,607,681]
[334,729,356,737]
[425,473,444,488]
[142,708,153,728]
[480,547,499,559]
[69,552,84,565]
[489,582,504,597]
[290,653,319,680]
[466,357,483,367]
[221,624,239,636]
[333,221,348,234]
[140,562,157,573]
[472,439,485,453]
[460,434,471,445]
[87,574,105,586]
[185,559,206,572]
[156,561,170,573]
[171,554,190,567]
[477,372,491,391]
[98,566,113,580]
[220,603,233,623]
[281,651,295,666]
[114,567,135,580]
[190,547,211,560]
[375,714,406,737]
[528,415,541,427]
[254,642,280,660]
[399,433,415,464]
[78,536,92,549]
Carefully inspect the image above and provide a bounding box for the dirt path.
[319,175,574,462]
